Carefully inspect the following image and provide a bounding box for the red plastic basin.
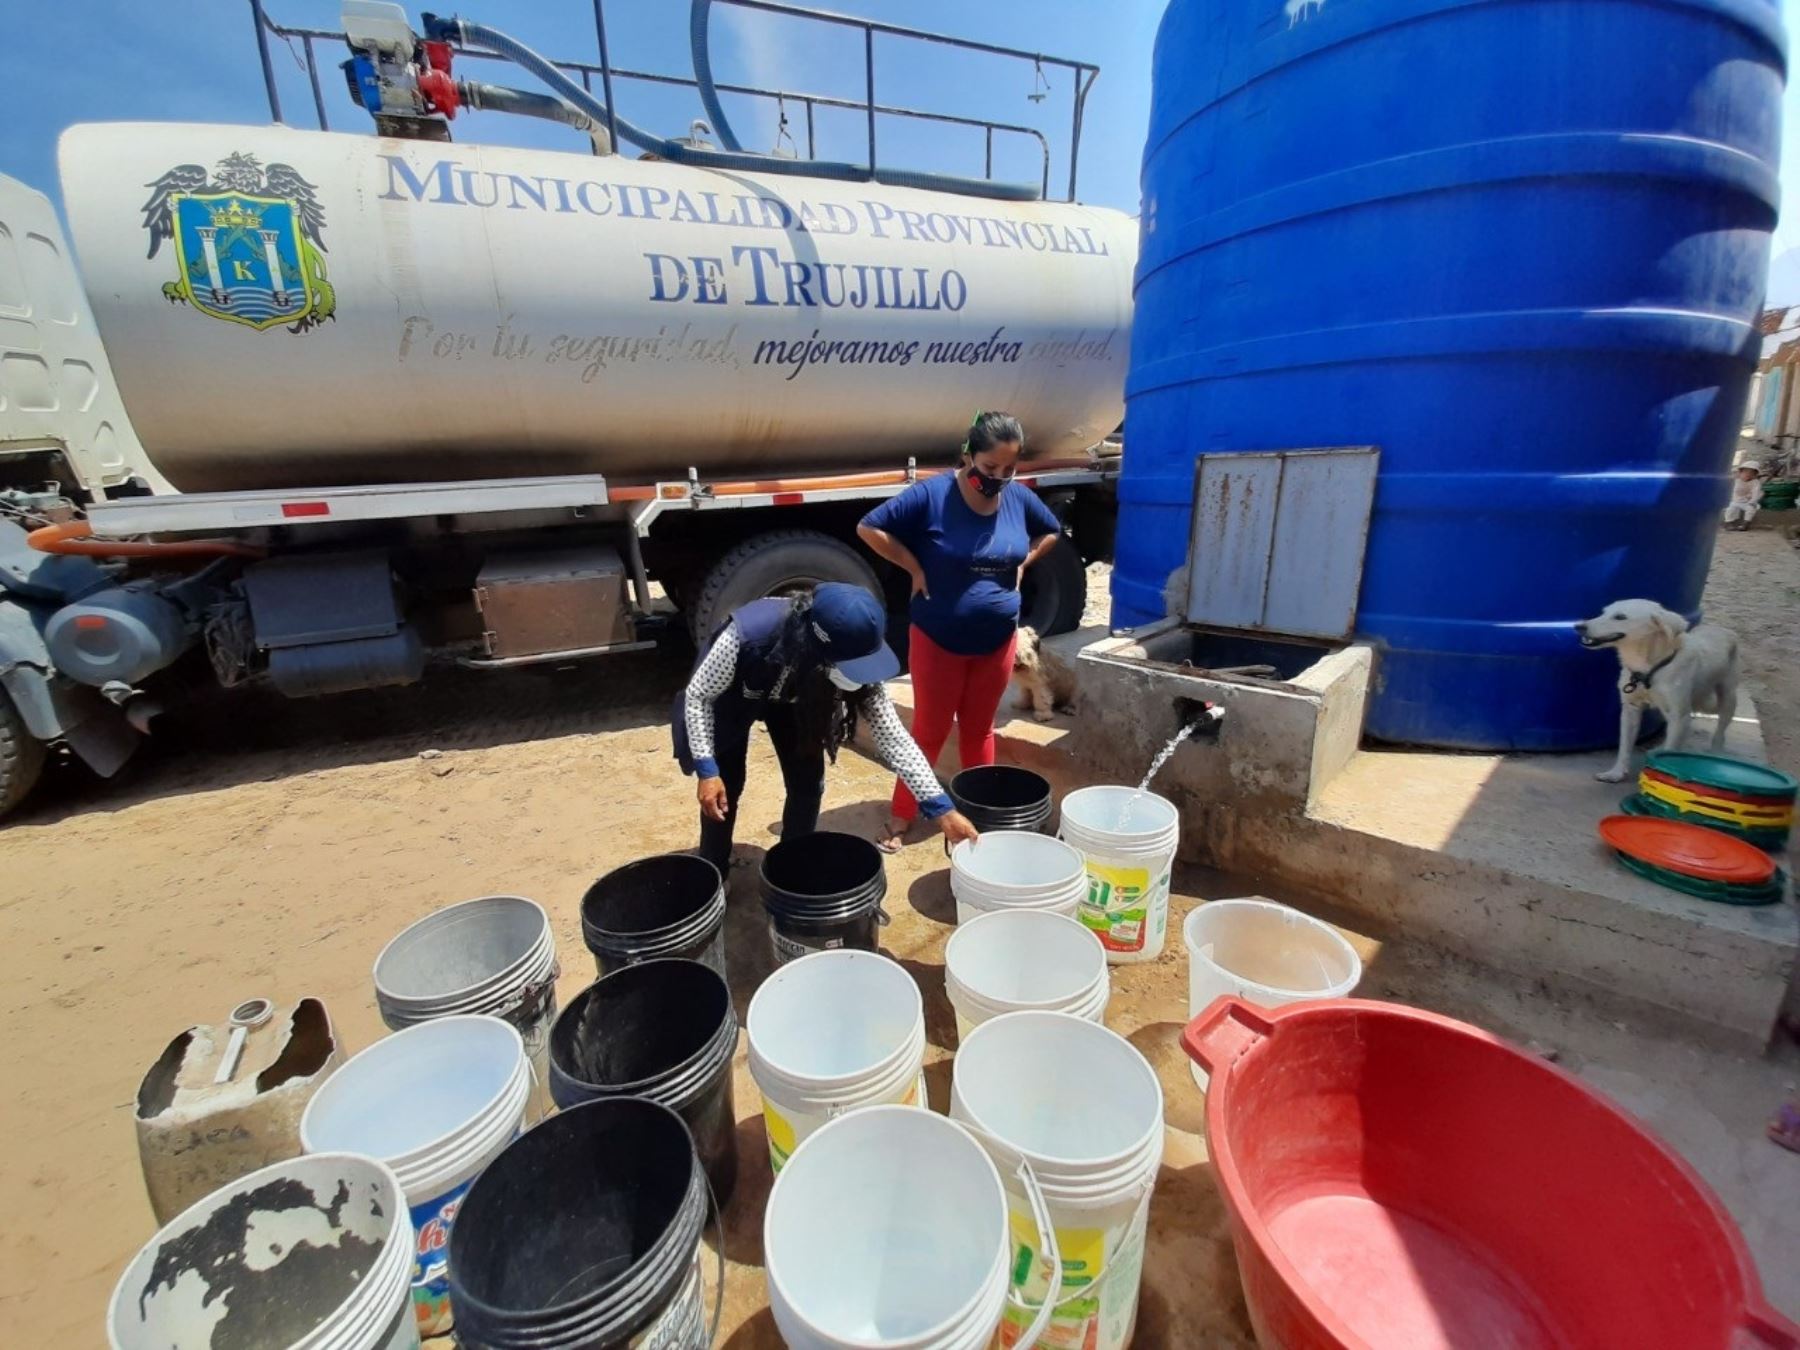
[1184,998,1798,1350]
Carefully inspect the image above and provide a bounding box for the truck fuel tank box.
[475,547,634,659]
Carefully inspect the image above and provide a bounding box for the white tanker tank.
[58,123,1136,493]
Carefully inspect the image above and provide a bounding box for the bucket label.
[1078,860,1171,954]
[1001,1204,1147,1350]
[770,926,845,965]
[410,1176,474,1338]
[764,1101,800,1174]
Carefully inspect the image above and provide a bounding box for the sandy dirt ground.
[3,551,1798,1347]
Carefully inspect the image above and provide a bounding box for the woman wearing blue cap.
[674,581,981,872]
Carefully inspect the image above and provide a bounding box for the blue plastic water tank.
[1119,0,1785,749]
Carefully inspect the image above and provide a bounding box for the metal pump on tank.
[58,117,1135,492]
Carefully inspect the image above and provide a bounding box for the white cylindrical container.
[1058,787,1181,963]
[951,1011,1164,1350]
[949,832,1088,927]
[60,123,1137,494]
[766,1106,1058,1350]
[372,895,559,1122]
[300,1015,530,1340]
[944,909,1110,1041]
[1182,899,1362,1087]
[109,1152,418,1350]
[747,950,927,1173]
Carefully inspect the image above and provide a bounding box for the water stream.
[1115,713,1211,828]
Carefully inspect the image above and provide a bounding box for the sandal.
[875,817,910,855]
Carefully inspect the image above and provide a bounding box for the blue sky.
[1,0,1796,278]
[0,0,1163,216]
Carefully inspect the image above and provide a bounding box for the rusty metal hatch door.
[1183,447,1379,640]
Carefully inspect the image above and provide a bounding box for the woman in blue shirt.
[857,411,1063,851]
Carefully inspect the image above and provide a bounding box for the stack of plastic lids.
[1759,479,1799,511]
[1598,815,1785,905]
[1620,750,1796,851]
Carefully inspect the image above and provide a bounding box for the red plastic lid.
[1641,767,1792,807]
[1598,815,1777,884]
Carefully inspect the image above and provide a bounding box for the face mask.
[827,666,862,692]
[968,465,1008,499]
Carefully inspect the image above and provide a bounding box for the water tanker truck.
[0,1,1134,815]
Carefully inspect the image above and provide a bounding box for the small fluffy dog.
[1575,599,1740,783]
[1012,627,1078,722]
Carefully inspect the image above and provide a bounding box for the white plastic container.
[951,1011,1164,1350]
[301,1015,529,1339]
[1058,787,1182,963]
[1183,898,1362,1087]
[949,831,1088,927]
[765,1106,1059,1350]
[108,1151,418,1350]
[747,950,927,1173]
[372,895,559,1122]
[944,909,1110,1041]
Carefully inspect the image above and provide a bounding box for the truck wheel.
[1019,536,1088,637]
[690,530,884,643]
[0,687,46,819]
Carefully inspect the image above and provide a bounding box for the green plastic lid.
[1644,751,1798,800]
[1620,794,1789,848]
[1614,850,1785,906]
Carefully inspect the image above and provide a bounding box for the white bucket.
[950,831,1088,927]
[747,949,928,1173]
[765,1106,1060,1350]
[372,895,559,1122]
[1058,787,1181,964]
[300,1015,529,1340]
[108,1151,418,1350]
[951,1011,1164,1350]
[1183,898,1362,1087]
[945,909,1110,1042]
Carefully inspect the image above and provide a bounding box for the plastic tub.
[747,949,926,1173]
[108,1151,417,1350]
[372,895,559,1122]
[949,764,1054,833]
[761,831,889,964]
[1182,899,1361,1088]
[1058,787,1180,963]
[580,854,727,978]
[950,1011,1164,1350]
[945,909,1110,1041]
[548,958,739,1203]
[949,831,1088,927]
[448,1099,713,1349]
[1184,997,1800,1350]
[301,1015,528,1339]
[765,1106,1059,1350]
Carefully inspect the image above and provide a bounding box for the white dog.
[1011,627,1078,722]
[1575,599,1739,783]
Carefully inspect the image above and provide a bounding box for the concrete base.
[866,626,1799,1044]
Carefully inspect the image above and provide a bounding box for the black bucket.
[760,831,888,965]
[581,854,727,979]
[949,764,1054,832]
[448,1099,712,1349]
[548,958,739,1205]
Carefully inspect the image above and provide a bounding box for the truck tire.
[0,687,46,819]
[690,530,884,642]
[1019,536,1087,637]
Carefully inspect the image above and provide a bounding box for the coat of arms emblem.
[141,152,335,333]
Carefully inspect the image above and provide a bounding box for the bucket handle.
[701,1171,728,1348]
[1181,997,1273,1077]
[1740,1306,1800,1349]
[952,1117,1063,1350]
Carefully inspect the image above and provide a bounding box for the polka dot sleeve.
[683,621,740,779]
[865,686,954,819]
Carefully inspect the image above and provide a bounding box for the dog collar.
[1623,648,1679,693]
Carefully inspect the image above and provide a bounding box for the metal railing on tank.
[245,0,1100,201]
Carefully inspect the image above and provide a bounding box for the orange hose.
[27,519,265,560]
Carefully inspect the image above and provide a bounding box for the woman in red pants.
[857,411,1064,851]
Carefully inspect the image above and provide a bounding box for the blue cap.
[809,583,900,685]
